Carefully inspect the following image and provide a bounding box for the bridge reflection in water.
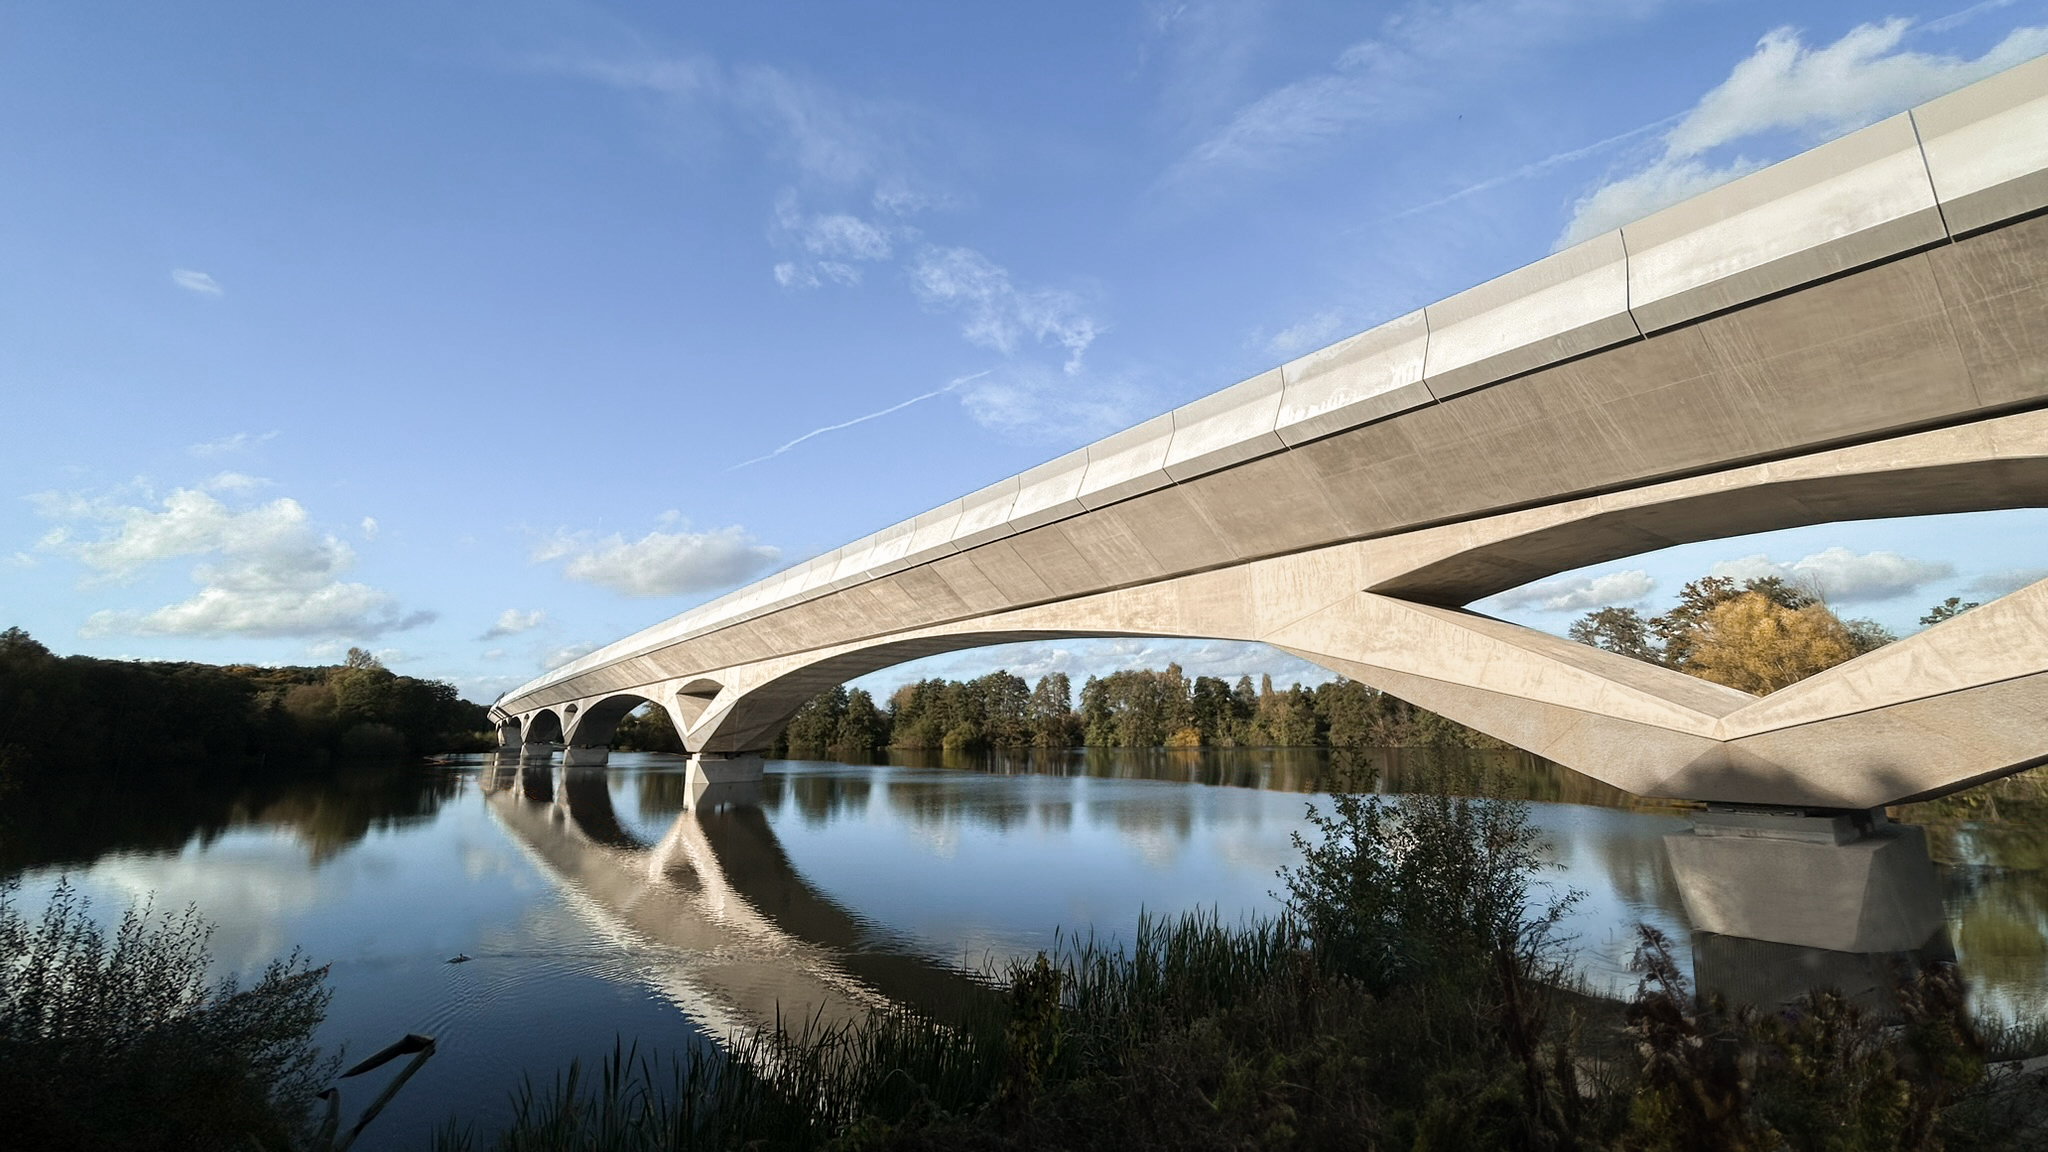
[483,754,1983,1027]
[479,760,988,1045]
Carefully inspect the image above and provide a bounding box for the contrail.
[727,370,991,471]
[1378,113,1685,224]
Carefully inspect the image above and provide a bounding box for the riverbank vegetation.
[0,628,493,797]
[0,879,335,1152]
[439,765,2048,1151]
[764,669,1499,759]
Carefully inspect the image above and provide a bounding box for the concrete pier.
[562,745,610,767]
[1666,807,1950,1011]
[687,753,764,788]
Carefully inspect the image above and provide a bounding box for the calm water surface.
[7,749,2045,1148]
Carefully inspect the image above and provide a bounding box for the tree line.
[1566,576,1975,694]
[752,667,1501,759]
[0,627,493,799]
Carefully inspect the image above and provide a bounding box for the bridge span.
[496,58,2048,811]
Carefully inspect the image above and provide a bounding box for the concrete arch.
[1366,413,2048,606]
[524,708,564,745]
[680,566,2048,810]
[662,411,2048,808]
[562,692,658,749]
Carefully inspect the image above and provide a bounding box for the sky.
[4,0,2046,705]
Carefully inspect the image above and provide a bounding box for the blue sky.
[4,0,2045,704]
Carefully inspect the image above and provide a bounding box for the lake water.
[7,749,2045,1149]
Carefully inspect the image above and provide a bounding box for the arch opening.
[694,629,1241,756]
[525,708,565,745]
[565,693,657,749]
[1374,428,2048,610]
[1472,507,2048,656]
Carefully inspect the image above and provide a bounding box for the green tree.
[1842,616,1897,655]
[1567,605,1661,663]
[784,686,849,755]
[1027,673,1078,747]
[835,688,889,756]
[1920,595,1980,627]
[613,704,684,753]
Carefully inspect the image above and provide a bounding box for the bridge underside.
[501,407,2048,810]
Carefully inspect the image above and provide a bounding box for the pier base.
[520,741,562,763]
[562,744,610,767]
[1665,808,1949,1013]
[687,753,764,787]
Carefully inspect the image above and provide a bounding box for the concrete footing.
[687,753,764,787]
[562,745,610,767]
[1665,807,1949,1012]
[686,777,765,811]
[520,742,563,763]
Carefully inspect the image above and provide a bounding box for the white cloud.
[82,583,430,641]
[481,608,545,640]
[770,193,897,289]
[911,247,1102,373]
[1709,547,1953,604]
[1493,569,1654,613]
[731,64,902,185]
[360,517,379,539]
[1965,567,2048,598]
[1559,18,2048,246]
[171,268,223,296]
[1165,0,1670,191]
[37,483,430,639]
[204,471,265,492]
[543,642,599,671]
[772,259,864,289]
[188,431,277,457]
[1265,309,1353,358]
[779,196,893,260]
[536,520,779,598]
[956,363,1150,445]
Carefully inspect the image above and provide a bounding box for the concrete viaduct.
[495,57,2048,813]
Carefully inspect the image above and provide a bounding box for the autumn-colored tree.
[1685,592,1858,695]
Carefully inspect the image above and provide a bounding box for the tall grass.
[0,878,335,1152]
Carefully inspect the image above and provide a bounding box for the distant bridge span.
[496,59,2048,810]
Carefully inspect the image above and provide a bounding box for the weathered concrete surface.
[497,58,2048,807]
[1666,815,1947,952]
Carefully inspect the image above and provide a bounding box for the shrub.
[0,879,334,1152]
